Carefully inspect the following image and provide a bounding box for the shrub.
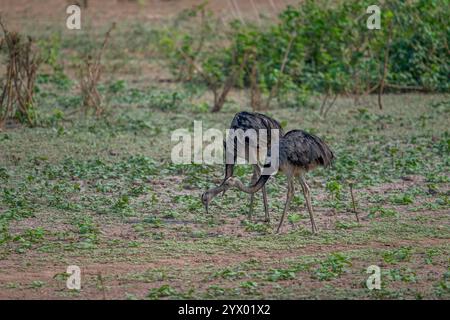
[158,0,449,112]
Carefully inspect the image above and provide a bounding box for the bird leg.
[299,176,318,234]
[262,185,270,223]
[248,166,259,221]
[276,177,294,233]
[254,165,270,223]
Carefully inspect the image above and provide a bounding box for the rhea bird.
[201,111,284,222]
[223,129,334,233]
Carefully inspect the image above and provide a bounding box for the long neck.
[233,175,271,194]
[223,163,234,182]
[207,183,229,198]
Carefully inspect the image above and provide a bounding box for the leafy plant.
[368,206,398,219]
[326,180,343,200]
[242,220,271,234]
[213,268,247,280]
[382,247,413,264]
[147,284,178,300]
[267,268,296,282]
[385,268,417,283]
[313,253,351,281]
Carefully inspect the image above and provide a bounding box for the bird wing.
[284,130,334,168]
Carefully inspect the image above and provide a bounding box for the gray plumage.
[202,111,284,222]
[224,111,285,180]
[280,130,334,171]
[225,129,335,233]
[229,111,284,139]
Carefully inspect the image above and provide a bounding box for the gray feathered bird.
[201,111,284,221]
[224,129,334,233]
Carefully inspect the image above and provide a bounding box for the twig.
[264,32,296,110]
[319,91,329,115]
[378,23,393,110]
[211,49,249,112]
[349,182,359,223]
[79,23,115,116]
[97,273,107,300]
[249,0,261,25]
[323,93,338,118]
[249,59,261,111]
[178,48,215,86]
[0,17,41,127]
[230,0,245,25]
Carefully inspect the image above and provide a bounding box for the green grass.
[0,19,449,300]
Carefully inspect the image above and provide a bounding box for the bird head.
[202,182,233,214]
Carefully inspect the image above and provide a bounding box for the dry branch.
[263,33,296,110]
[349,182,359,223]
[78,23,115,116]
[211,49,249,113]
[319,89,338,118]
[0,17,42,128]
[378,23,393,110]
[249,60,261,111]
[323,93,338,118]
[180,44,249,113]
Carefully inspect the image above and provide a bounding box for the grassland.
[0,3,449,300]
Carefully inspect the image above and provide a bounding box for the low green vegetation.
[0,0,448,300]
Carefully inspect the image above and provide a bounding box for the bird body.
[225,129,334,233]
[224,111,284,178]
[202,111,284,221]
[279,130,334,173]
[230,111,283,132]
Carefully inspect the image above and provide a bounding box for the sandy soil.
[1,0,298,27]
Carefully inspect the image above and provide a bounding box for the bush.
[158,0,449,111]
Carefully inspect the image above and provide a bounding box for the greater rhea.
[224,129,334,233]
[201,111,284,222]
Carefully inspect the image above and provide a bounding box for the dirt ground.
[1,0,297,27]
[0,0,449,300]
